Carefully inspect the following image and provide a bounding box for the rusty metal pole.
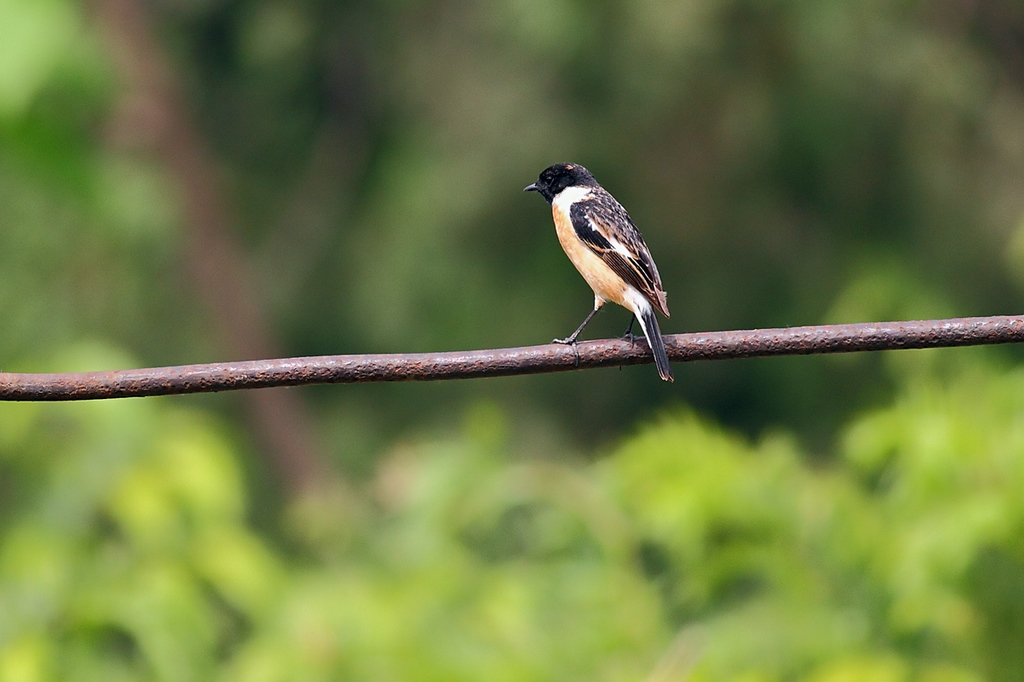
[2,315,1022,400]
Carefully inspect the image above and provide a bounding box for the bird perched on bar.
[525,162,673,382]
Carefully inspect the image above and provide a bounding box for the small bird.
[525,163,673,382]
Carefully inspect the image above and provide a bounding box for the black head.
[524,163,598,203]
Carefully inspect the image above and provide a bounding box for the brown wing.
[569,192,669,317]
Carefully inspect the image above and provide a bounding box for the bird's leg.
[553,306,600,346]
[554,301,604,367]
[621,316,638,345]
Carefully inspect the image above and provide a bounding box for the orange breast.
[552,203,632,311]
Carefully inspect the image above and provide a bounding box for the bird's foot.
[552,337,581,366]
[621,318,638,345]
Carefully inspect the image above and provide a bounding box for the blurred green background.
[3,0,1024,679]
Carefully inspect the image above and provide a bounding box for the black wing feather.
[569,192,669,316]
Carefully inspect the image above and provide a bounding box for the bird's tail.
[637,306,673,382]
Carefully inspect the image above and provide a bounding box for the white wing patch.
[602,229,635,260]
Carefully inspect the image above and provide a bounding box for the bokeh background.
[4,0,1024,679]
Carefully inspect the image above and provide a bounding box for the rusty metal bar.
[1,315,1022,401]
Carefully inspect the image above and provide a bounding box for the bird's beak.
[524,183,538,193]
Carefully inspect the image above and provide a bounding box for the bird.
[525,162,673,382]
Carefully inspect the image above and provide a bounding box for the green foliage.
[0,0,81,118]
[5,355,1024,679]
[603,363,1024,681]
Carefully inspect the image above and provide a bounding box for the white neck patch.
[551,185,592,210]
